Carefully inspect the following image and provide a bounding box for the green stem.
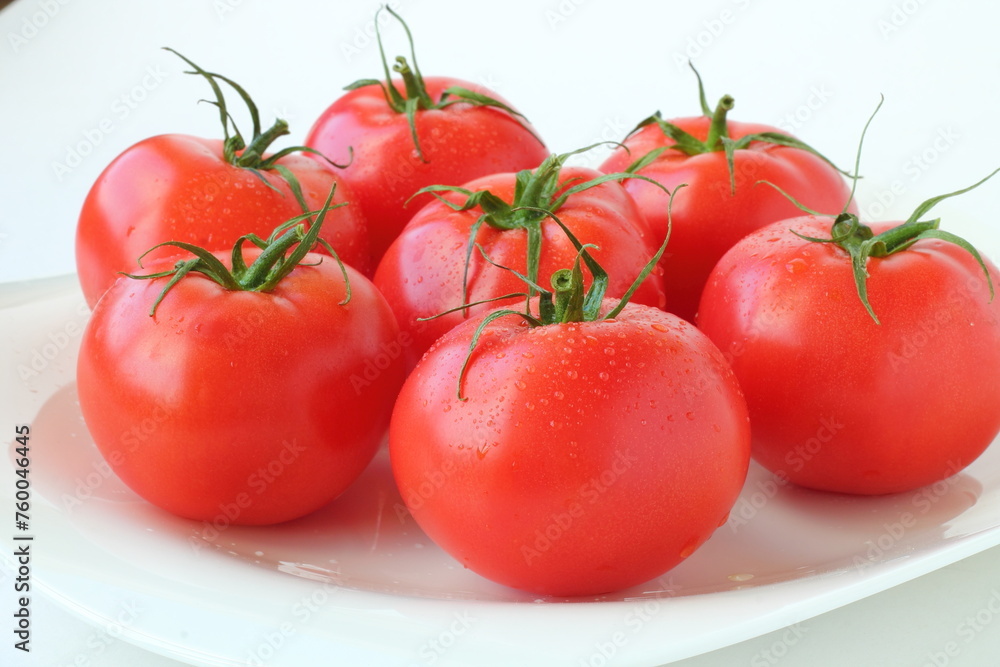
[236,119,290,168]
[703,95,735,152]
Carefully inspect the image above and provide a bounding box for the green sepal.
[341,6,543,160]
[164,47,343,216]
[125,185,351,316]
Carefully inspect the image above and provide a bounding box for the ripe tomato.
[600,70,854,322]
[390,240,749,595]
[697,214,1000,495]
[373,158,667,371]
[305,8,548,262]
[77,203,403,524]
[76,51,369,309]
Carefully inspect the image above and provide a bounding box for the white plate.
[3,275,1000,667]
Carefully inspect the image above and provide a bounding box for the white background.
[2,0,1000,665]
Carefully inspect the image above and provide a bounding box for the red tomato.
[601,86,854,322]
[76,137,369,309]
[305,10,548,262]
[76,50,370,309]
[373,163,667,371]
[77,237,403,524]
[697,216,1000,495]
[390,298,750,596]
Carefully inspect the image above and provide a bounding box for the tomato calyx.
[123,186,351,316]
[165,48,345,211]
[793,182,997,324]
[624,62,850,194]
[342,7,542,161]
[764,98,998,323]
[428,187,681,400]
[411,146,670,313]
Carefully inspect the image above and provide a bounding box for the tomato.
[389,242,750,596]
[697,210,1000,495]
[76,200,403,524]
[76,51,369,309]
[305,8,548,263]
[374,154,667,371]
[600,70,854,322]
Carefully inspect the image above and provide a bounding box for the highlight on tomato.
[390,212,750,596]
[76,48,370,309]
[77,188,404,525]
[697,110,1000,495]
[373,146,668,371]
[600,64,855,322]
[305,7,549,264]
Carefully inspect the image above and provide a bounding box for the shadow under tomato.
[26,382,993,604]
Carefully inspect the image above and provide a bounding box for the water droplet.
[566,369,578,380]
[728,573,754,582]
[521,351,534,359]
[598,371,610,381]
[679,538,699,559]
[525,402,535,411]
[651,323,669,333]
[785,258,807,274]
[685,411,695,420]
[495,352,506,359]
[553,391,564,400]
[526,365,536,374]
[514,380,527,390]
[604,347,615,356]
[443,404,452,413]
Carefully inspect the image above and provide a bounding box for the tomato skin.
[601,118,855,322]
[373,166,667,371]
[305,77,549,263]
[75,135,370,309]
[697,217,1000,495]
[389,300,750,596]
[77,251,403,525]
